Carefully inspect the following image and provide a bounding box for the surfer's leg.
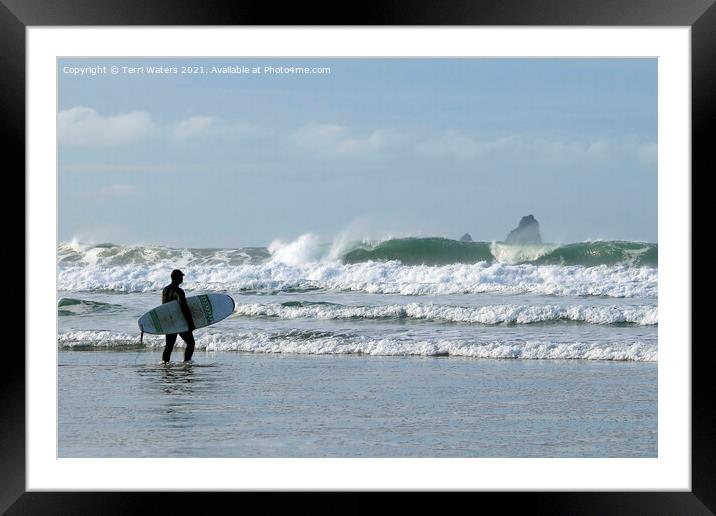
[163,333,178,362]
[180,331,195,362]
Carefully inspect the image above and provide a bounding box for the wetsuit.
[161,283,196,362]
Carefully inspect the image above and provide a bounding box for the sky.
[58,58,657,247]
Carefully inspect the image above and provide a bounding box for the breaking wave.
[57,260,656,298]
[57,238,657,298]
[231,301,658,325]
[57,329,657,362]
[344,238,657,267]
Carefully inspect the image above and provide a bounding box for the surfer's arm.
[177,289,196,331]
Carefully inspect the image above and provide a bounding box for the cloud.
[416,130,657,165]
[287,123,407,157]
[288,123,655,167]
[99,183,138,197]
[59,108,657,169]
[337,128,406,155]
[535,135,657,165]
[416,131,517,159]
[58,107,155,146]
[58,108,251,147]
[171,115,216,141]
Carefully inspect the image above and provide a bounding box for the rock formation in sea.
[460,233,473,242]
[505,215,542,244]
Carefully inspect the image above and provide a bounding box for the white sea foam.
[232,302,658,325]
[57,330,657,361]
[58,330,141,347]
[57,241,268,268]
[57,260,657,298]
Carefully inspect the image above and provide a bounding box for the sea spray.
[268,234,324,266]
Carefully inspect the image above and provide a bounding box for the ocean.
[58,236,658,457]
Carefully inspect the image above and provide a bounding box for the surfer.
[161,269,196,363]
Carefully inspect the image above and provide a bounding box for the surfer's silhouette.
[161,269,196,363]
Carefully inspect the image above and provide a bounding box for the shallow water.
[59,350,657,458]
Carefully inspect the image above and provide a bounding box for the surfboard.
[138,293,235,335]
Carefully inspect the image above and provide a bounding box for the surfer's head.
[170,269,184,284]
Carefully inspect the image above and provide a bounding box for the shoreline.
[58,347,658,363]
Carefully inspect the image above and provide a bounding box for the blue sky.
[58,58,657,247]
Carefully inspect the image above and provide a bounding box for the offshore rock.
[460,233,473,242]
[505,215,542,245]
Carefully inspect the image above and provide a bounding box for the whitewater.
[58,234,658,458]
[57,235,658,362]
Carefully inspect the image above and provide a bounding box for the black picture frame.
[6,0,709,513]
